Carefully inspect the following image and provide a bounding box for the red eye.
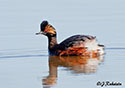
[44,29,47,32]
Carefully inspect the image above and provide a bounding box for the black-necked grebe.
[36,21,104,56]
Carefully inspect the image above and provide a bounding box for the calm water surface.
[0,0,125,88]
[0,48,124,88]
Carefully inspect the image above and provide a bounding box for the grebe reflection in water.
[42,55,104,87]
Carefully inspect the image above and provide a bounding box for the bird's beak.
[36,31,46,35]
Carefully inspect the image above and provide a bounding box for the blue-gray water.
[0,0,125,88]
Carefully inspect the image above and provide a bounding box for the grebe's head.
[36,21,56,37]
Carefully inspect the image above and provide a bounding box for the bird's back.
[58,35,96,50]
[56,35,104,56]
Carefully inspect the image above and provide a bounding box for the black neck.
[48,35,58,52]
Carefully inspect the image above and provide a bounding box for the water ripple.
[0,54,48,59]
[106,47,125,50]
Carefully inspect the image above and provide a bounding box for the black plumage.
[40,21,48,31]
